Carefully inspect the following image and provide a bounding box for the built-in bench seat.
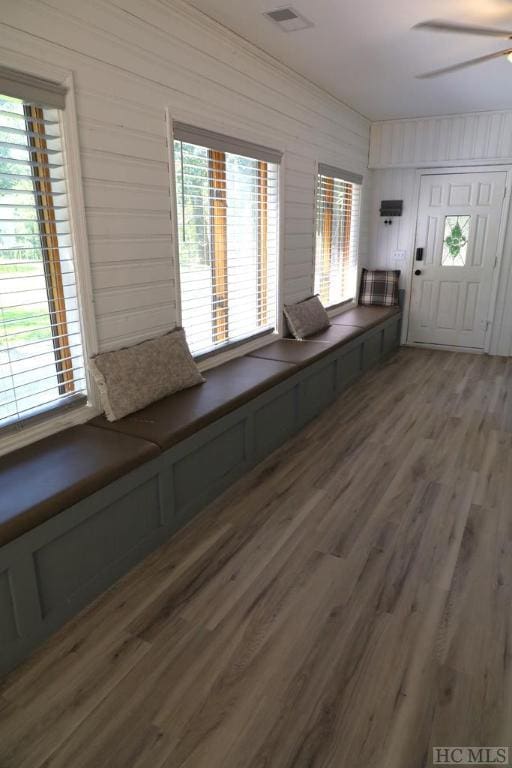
[89,356,295,450]
[0,301,401,677]
[251,305,400,367]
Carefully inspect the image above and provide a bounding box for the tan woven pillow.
[284,295,330,340]
[89,328,204,422]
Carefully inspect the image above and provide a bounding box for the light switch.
[387,250,407,270]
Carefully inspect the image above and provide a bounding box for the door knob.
[414,269,422,276]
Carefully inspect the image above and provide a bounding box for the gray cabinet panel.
[337,346,362,392]
[362,329,383,370]
[384,317,400,354]
[173,420,246,517]
[298,362,336,425]
[34,478,162,616]
[254,388,296,459]
[0,570,18,644]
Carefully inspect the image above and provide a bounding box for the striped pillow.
[359,269,400,307]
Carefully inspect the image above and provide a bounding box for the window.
[0,68,86,432]
[173,123,280,357]
[442,215,470,267]
[314,163,362,308]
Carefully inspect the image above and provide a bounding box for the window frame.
[0,66,98,457]
[169,118,282,364]
[314,162,363,312]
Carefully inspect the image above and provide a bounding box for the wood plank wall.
[370,112,512,169]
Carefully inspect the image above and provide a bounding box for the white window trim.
[326,297,358,320]
[0,403,99,458]
[0,65,100,457]
[313,160,364,312]
[197,330,280,372]
[166,108,285,366]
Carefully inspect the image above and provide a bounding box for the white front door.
[408,171,506,350]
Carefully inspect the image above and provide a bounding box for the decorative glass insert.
[442,215,470,267]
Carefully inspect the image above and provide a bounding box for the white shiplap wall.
[370,111,512,169]
[0,0,371,354]
[367,111,512,355]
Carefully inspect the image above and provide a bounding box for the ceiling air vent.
[264,7,314,32]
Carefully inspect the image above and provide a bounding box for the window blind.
[315,166,362,308]
[173,125,280,357]
[0,66,67,110]
[0,84,86,432]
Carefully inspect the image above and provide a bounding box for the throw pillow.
[89,328,205,422]
[359,269,400,306]
[283,295,330,340]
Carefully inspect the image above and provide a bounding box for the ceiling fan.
[414,20,512,78]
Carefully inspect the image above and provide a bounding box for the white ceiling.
[184,0,512,120]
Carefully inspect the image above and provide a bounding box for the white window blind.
[314,164,362,308]
[173,124,280,357]
[0,76,87,433]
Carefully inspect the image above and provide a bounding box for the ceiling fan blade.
[414,20,512,38]
[416,48,512,78]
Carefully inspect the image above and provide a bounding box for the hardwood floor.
[1,347,512,768]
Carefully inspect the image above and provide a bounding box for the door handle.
[416,247,424,261]
[414,269,422,276]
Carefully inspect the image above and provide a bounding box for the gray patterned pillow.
[284,295,330,340]
[89,328,204,422]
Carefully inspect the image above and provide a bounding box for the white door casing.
[408,171,507,350]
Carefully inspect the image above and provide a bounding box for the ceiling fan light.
[508,52,512,63]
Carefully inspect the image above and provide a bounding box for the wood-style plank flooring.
[1,347,512,768]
